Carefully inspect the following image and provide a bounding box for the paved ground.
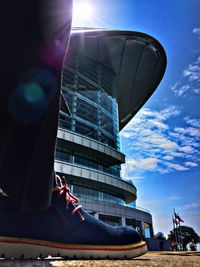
[0,251,200,267]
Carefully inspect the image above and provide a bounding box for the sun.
[72,0,94,23]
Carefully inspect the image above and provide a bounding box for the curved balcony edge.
[55,160,136,204]
[57,128,125,166]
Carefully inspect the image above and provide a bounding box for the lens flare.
[24,83,45,104]
[8,69,56,124]
[72,0,94,23]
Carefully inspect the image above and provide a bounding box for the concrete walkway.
[0,251,199,267]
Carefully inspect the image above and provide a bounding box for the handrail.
[57,126,123,154]
[136,206,151,214]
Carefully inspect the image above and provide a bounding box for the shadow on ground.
[156,251,200,257]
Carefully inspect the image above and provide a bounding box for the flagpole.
[178,220,181,250]
[179,217,183,251]
[172,215,178,251]
[172,215,178,250]
[174,209,180,250]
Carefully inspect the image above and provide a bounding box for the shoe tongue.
[51,192,84,230]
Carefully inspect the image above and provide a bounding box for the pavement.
[0,251,200,267]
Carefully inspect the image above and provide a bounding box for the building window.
[100,66,116,96]
[102,165,121,177]
[62,91,74,111]
[76,98,98,125]
[99,215,120,226]
[62,69,75,87]
[100,92,113,114]
[74,152,99,170]
[77,77,98,102]
[78,56,98,84]
[75,120,98,139]
[61,57,120,150]
[55,149,71,163]
[70,184,125,206]
[100,133,116,149]
[101,112,114,135]
[58,114,72,130]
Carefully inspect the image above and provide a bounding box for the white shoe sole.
[0,236,147,259]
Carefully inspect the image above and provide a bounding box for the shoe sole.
[0,236,147,259]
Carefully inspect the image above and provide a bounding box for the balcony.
[55,160,137,204]
[57,128,125,166]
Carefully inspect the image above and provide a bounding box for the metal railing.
[136,206,151,214]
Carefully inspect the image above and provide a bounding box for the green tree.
[168,225,199,245]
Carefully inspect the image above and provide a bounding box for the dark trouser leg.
[0,0,72,213]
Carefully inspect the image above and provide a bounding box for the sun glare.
[73,0,94,23]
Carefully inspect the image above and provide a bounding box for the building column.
[150,224,154,238]
[121,217,126,226]
[141,221,145,238]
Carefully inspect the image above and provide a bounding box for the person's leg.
[0,0,72,213]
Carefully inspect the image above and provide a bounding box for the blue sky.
[72,0,200,237]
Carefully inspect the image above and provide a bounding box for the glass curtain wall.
[60,53,120,150]
[57,52,125,206]
[55,146,121,178]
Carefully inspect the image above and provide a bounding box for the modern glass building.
[55,29,166,238]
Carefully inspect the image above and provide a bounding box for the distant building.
[55,28,166,238]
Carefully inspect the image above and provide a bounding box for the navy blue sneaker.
[0,176,147,259]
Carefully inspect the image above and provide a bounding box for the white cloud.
[171,82,179,91]
[170,152,185,158]
[183,63,200,81]
[171,27,200,97]
[194,88,200,94]
[183,201,200,210]
[165,163,189,171]
[171,84,190,97]
[122,132,134,138]
[160,106,182,119]
[179,146,193,153]
[193,27,200,39]
[185,162,198,167]
[163,155,174,161]
[121,106,200,176]
[148,119,169,130]
[174,127,185,133]
[133,176,145,180]
[174,126,200,138]
[126,158,159,172]
[187,127,200,137]
[184,117,200,128]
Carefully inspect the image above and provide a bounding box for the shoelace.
[0,188,8,197]
[55,175,84,221]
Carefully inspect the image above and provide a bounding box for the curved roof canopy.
[67,28,167,130]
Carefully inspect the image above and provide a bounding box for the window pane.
[76,98,98,124]
[101,112,114,135]
[75,121,98,139]
[55,150,71,163]
[100,133,116,149]
[101,92,113,114]
[58,115,72,130]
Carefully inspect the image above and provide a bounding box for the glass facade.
[67,183,125,206]
[60,53,119,150]
[57,52,127,206]
[54,32,154,236]
[55,146,121,178]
